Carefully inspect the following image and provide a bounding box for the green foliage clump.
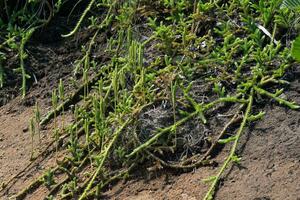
[0,0,63,96]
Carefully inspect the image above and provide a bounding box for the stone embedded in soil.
[22,127,29,132]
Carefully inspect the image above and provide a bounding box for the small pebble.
[23,127,29,133]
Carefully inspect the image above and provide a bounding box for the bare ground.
[0,74,299,200]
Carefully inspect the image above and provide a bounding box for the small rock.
[23,127,29,133]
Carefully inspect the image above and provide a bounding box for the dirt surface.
[0,98,72,199]
[0,13,92,199]
[0,1,93,107]
[101,80,300,200]
[1,76,299,200]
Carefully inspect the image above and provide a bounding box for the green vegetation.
[0,0,62,97]
[282,0,300,61]
[1,0,300,199]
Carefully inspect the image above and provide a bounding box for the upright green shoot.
[19,28,35,98]
[35,101,41,141]
[29,117,36,160]
[58,79,65,129]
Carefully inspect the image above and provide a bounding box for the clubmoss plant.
[58,79,65,129]
[34,101,41,141]
[19,28,35,98]
[29,117,36,160]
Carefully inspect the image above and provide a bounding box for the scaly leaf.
[281,0,300,9]
[292,35,300,62]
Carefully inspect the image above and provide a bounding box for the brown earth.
[101,83,300,200]
[1,77,300,200]
[1,68,299,200]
